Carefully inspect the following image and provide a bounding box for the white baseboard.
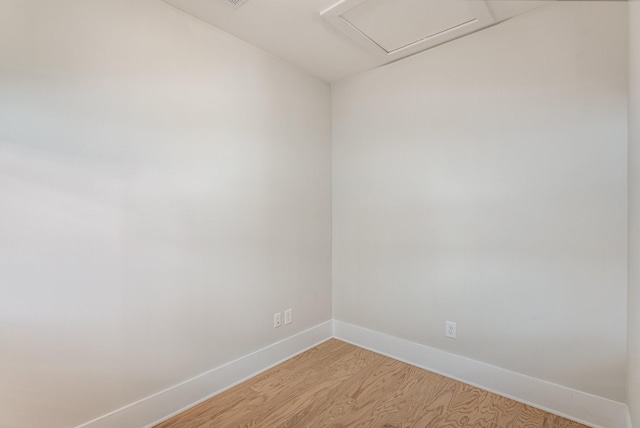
[74,319,631,428]
[74,320,333,428]
[333,320,630,428]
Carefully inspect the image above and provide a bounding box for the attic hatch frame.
[321,0,496,62]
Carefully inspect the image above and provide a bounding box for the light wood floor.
[156,339,589,428]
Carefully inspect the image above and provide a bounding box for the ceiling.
[161,0,549,82]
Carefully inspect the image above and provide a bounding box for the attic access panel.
[321,0,495,61]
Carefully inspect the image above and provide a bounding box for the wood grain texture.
[155,339,589,428]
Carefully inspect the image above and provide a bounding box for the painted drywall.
[0,1,332,427]
[629,1,640,425]
[332,2,628,401]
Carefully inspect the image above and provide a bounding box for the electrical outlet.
[445,321,456,339]
[274,312,282,328]
[284,308,292,325]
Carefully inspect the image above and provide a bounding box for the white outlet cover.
[284,308,293,325]
[445,321,456,339]
[274,312,282,328]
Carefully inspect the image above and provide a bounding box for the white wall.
[0,1,332,427]
[332,2,628,401]
[629,1,640,425]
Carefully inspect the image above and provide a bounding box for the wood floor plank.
[543,412,591,428]
[160,340,357,428]
[236,347,380,426]
[510,404,547,428]
[252,347,392,427]
[155,339,590,428]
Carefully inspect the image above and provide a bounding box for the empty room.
[1,0,639,427]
